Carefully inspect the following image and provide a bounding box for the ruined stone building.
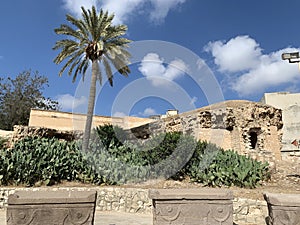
[130,100,283,161]
[27,98,284,161]
[261,92,300,158]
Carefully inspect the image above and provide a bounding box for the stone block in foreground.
[7,190,97,225]
[264,192,300,225]
[149,188,233,225]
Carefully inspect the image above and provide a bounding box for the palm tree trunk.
[82,60,99,151]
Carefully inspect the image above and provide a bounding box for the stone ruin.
[128,100,283,164]
[6,125,83,148]
[6,100,284,165]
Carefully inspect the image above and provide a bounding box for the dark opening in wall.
[249,132,258,149]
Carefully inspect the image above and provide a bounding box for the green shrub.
[0,137,102,186]
[186,144,270,188]
[87,131,196,184]
[93,124,126,149]
[0,129,270,188]
[0,137,8,149]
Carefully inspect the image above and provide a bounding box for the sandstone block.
[7,190,97,225]
[149,188,233,225]
[264,192,300,225]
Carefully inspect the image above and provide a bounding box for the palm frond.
[73,58,90,82]
[66,14,89,40]
[53,5,131,84]
[103,57,113,86]
[95,62,102,85]
[56,49,85,77]
[54,24,84,41]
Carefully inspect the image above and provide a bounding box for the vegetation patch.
[0,125,270,188]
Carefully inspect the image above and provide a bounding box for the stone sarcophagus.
[149,188,233,225]
[7,190,97,225]
[264,192,300,225]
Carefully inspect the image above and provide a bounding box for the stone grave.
[6,189,97,225]
[149,188,233,225]
[264,192,300,225]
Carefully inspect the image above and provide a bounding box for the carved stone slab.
[264,192,300,225]
[7,190,97,225]
[149,188,233,225]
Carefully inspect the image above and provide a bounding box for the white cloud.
[205,35,300,96]
[56,94,87,111]
[112,111,127,117]
[101,0,145,24]
[139,107,157,117]
[149,0,186,23]
[190,96,197,105]
[62,0,187,24]
[205,35,262,73]
[62,0,97,17]
[138,53,188,87]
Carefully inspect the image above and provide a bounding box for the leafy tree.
[53,6,131,151]
[0,70,59,130]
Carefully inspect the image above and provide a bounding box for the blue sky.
[1,0,300,118]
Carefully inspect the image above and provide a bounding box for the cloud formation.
[190,96,197,105]
[205,35,300,96]
[138,53,188,87]
[56,94,87,111]
[112,111,127,117]
[139,107,157,117]
[62,0,187,24]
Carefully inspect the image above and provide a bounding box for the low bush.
[91,126,269,187]
[0,125,270,188]
[87,130,196,184]
[186,144,270,188]
[0,137,102,186]
[0,137,8,149]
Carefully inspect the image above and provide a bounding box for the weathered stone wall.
[7,125,83,148]
[261,92,300,152]
[233,197,268,225]
[0,187,270,225]
[129,100,283,161]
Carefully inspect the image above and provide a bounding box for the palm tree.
[53,6,131,151]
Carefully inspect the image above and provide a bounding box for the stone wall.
[0,187,269,225]
[6,125,83,148]
[233,197,268,225]
[261,92,300,151]
[129,100,283,161]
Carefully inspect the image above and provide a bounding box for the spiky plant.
[53,6,131,151]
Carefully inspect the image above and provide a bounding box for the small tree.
[0,70,59,130]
